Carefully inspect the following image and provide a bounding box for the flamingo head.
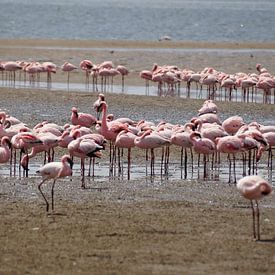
[259,182,272,196]
[71,107,78,114]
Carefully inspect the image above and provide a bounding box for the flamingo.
[42,62,57,87]
[198,100,218,115]
[98,101,128,172]
[68,137,103,188]
[216,135,244,183]
[139,70,153,95]
[134,129,171,176]
[71,107,97,128]
[36,155,73,212]
[61,62,78,86]
[79,59,93,87]
[3,61,22,83]
[170,123,194,178]
[237,175,272,240]
[116,65,129,92]
[190,131,216,178]
[222,116,245,135]
[0,136,11,164]
[93,93,105,120]
[10,132,43,176]
[115,129,137,179]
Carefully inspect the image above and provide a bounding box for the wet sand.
[0,40,275,275]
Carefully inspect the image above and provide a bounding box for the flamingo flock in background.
[0,59,129,93]
[1,58,275,104]
[140,63,275,104]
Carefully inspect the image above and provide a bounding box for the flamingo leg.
[127,148,131,180]
[81,159,85,189]
[51,179,56,211]
[256,200,260,240]
[228,154,232,183]
[38,179,49,212]
[184,148,188,179]
[251,200,256,240]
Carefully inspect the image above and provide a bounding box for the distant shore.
[2,38,275,49]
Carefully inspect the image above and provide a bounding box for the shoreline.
[2,39,275,49]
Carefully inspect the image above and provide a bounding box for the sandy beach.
[0,39,275,275]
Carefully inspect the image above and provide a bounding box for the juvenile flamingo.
[237,175,272,240]
[36,155,73,212]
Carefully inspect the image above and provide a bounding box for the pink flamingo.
[79,59,93,87]
[98,67,119,92]
[222,116,245,135]
[23,62,43,85]
[42,62,57,87]
[36,154,73,212]
[99,101,128,172]
[61,62,78,86]
[190,131,216,178]
[93,93,105,119]
[237,175,272,240]
[220,75,237,101]
[58,130,74,148]
[20,132,60,174]
[3,61,22,83]
[262,131,275,169]
[71,107,97,128]
[235,76,257,102]
[171,123,194,178]
[194,118,228,142]
[216,135,243,183]
[0,136,11,164]
[134,129,171,176]
[139,70,153,95]
[195,112,222,125]
[256,77,275,104]
[116,65,129,91]
[198,100,218,115]
[99,101,128,142]
[256,64,268,75]
[199,73,218,99]
[186,72,201,96]
[68,137,103,188]
[115,129,137,179]
[70,130,107,177]
[10,132,42,176]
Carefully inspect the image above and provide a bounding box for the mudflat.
[0,40,275,275]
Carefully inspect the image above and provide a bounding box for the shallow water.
[1,79,274,107]
[1,154,274,185]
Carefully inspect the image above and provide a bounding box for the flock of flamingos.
[1,59,275,104]
[0,60,274,240]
